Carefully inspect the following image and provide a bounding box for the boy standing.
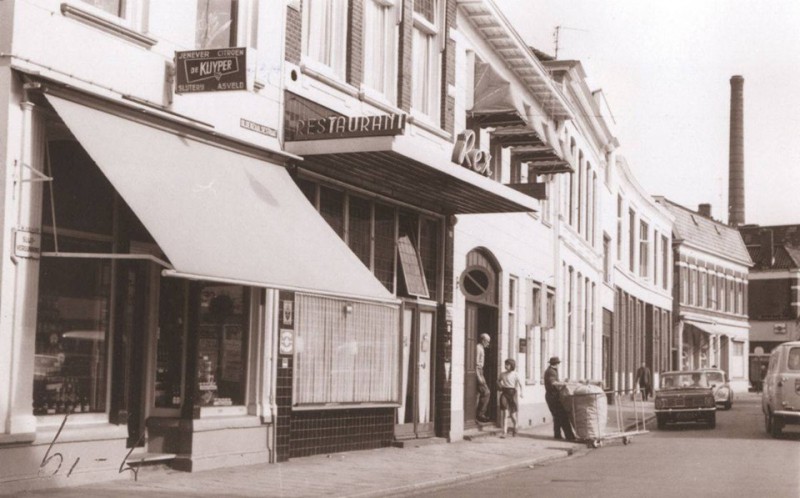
[497,358,523,437]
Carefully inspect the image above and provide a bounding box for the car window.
[661,373,708,388]
[788,348,800,371]
[706,372,724,384]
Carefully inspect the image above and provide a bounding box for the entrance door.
[463,303,498,429]
[395,303,436,439]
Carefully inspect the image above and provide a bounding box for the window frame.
[362,0,400,104]
[410,0,442,125]
[301,0,350,80]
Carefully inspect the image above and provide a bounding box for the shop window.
[363,0,399,102]
[319,185,345,238]
[33,238,112,416]
[348,195,372,269]
[373,203,397,292]
[302,0,349,79]
[418,217,440,300]
[43,141,114,237]
[397,211,428,298]
[297,178,317,207]
[294,294,400,404]
[155,278,188,410]
[195,284,249,408]
[196,0,238,49]
[411,0,441,123]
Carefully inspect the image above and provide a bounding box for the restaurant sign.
[288,113,406,141]
[175,48,247,93]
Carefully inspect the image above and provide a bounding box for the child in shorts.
[497,358,523,437]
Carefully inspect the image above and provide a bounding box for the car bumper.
[773,410,800,422]
[655,407,715,413]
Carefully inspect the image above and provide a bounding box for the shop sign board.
[452,129,492,177]
[14,227,40,259]
[287,113,406,141]
[175,48,247,93]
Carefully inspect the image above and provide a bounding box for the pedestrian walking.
[476,333,491,423]
[497,358,522,437]
[543,357,575,441]
[635,362,652,401]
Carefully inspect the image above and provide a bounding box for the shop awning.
[686,320,749,339]
[284,134,538,214]
[45,94,397,303]
[468,61,528,128]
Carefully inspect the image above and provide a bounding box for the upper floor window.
[661,234,669,290]
[616,196,623,262]
[364,0,399,102]
[639,221,649,278]
[628,208,636,272]
[412,0,442,123]
[303,0,349,79]
[196,0,238,49]
[603,234,612,283]
[82,0,123,16]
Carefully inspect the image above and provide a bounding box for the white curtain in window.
[304,0,348,79]
[364,0,398,101]
[295,294,400,404]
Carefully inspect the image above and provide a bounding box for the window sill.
[408,112,450,141]
[299,60,359,98]
[292,402,400,411]
[195,405,248,419]
[359,86,401,116]
[60,3,157,48]
[34,420,128,445]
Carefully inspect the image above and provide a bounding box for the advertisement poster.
[222,325,243,382]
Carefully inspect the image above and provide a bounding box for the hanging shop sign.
[175,48,247,93]
[287,113,406,141]
[452,130,492,177]
[14,227,41,259]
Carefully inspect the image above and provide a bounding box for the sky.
[496,0,800,226]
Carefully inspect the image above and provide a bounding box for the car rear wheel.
[723,400,731,410]
[764,411,772,433]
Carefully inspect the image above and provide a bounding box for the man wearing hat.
[544,356,575,440]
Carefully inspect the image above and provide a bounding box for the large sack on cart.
[565,383,608,440]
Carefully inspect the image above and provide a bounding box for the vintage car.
[703,368,733,410]
[654,370,716,429]
[762,341,800,438]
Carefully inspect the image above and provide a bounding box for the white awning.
[45,94,396,303]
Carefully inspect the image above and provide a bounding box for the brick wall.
[397,0,414,112]
[290,408,394,458]
[285,2,302,65]
[441,0,456,134]
[347,0,363,87]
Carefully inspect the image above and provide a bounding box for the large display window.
[194,284,250,408]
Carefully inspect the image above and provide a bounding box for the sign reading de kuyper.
[287,113,406,141]
[175,48,247,93]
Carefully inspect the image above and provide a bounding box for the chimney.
[728,75,745,227]
[760,229,774,267]
[698,203,712,218]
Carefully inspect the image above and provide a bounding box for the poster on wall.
[221,325,243,382]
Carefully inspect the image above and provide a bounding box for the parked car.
[654,370,716,429]
[762,341,800,438]
[703,368,733,410]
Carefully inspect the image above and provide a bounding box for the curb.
[350,414,657,498]
[347,449,578,498]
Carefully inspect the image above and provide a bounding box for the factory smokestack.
[728,75,745,227]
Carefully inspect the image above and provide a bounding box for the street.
[418,393,800,498]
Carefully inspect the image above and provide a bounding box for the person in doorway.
[635,362,652,401]
[544,357,575,441]
[476,333,491,423]
[497,358,523,437]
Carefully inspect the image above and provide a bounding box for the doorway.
[460,248,501,429]
[395,302,437,439]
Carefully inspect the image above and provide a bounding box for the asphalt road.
[418,393,800,498]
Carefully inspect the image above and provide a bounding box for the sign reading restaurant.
[175,48,247,93]
[288,113,406,141]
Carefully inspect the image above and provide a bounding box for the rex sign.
[175,48,247,93]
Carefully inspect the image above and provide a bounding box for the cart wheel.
[622,436,631,445]
[590,440,600,449]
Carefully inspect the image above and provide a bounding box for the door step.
[125,451,177,466]
[463,426,502,441]
[391,437,447,448]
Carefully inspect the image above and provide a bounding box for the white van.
[762,341,800,438]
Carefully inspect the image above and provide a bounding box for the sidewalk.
[14,401,653,498]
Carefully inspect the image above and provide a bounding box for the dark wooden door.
[463,303,478,428]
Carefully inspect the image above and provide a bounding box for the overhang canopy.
[468,61,528,128]
[284,134,538,214]
[45,94,397,303]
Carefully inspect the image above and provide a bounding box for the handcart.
[562,387,649,449]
